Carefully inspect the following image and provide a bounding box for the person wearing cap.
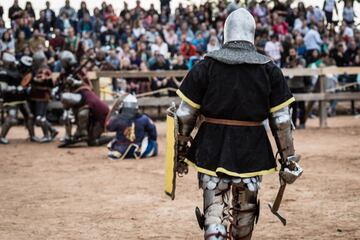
[106,94,158,160]
[0,54,38,144]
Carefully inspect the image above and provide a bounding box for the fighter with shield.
[165,8,303,240]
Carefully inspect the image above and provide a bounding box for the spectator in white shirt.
[132,20,146,39]
[264,34,282,66]
[151,36,169,58]
[304,25,323,62]
[207,36,220,52]
[341,22,354,41]
[304,25,323,52]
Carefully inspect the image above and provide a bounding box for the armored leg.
[200,173,231,240]
[230,177,261,240]
[18,103,37,141]
[36,116,49,138]
[74,107,89,140]
[62,109,74,141]
[45,120,58,140]
[0,108,18,144]
[87,121,111,146]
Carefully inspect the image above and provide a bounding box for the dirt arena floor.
[0,116,359,240]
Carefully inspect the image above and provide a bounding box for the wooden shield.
[165,103,178,200]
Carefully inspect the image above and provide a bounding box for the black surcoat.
[177,58,294,177]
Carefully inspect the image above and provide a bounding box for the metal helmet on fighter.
[223,8,256,44]
[166,8,303,240]
[60,50,77,73]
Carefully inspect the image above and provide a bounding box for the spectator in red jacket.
[180,38,196,59]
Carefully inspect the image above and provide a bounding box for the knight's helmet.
[18,56,33,74]
[60,50,77,73]
[223,8,256,44]
[32,51,47,71]
[121,94,139,119]
[2,52,16,68]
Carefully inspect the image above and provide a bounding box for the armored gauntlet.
[176,101,198,175]
[269,106,303,184]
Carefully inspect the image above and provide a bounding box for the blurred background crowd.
[0,0,359,98]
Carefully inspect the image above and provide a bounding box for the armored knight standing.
[175,9,303,239]
[0,53,37,143]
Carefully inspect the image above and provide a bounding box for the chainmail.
[205,41,271,65]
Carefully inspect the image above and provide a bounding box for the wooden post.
[91,77,100,96]
[318,75,327,128]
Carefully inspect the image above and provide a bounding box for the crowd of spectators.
[0,0,359,100]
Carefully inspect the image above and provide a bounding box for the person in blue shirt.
[106,94,158,160]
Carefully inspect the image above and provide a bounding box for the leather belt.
[203,116,262,127]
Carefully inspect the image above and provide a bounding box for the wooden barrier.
[56,67,360,127]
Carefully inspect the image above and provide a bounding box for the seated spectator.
[81,32,94,51]
[180,38,197,59]
[294,35,306,57]
[91,7,103,36]
[306,5,325,24]
[49,28,65,53]
[77,13,93,36]
[0,20,6,39]
[132,20,145,39]
[207,36,220,52]
[192,31,206,52]
[100,21,119,47]
[28,30,46,54]
[105,49,120,70]
[163,25,178,56]
[264,34,282,66]
[145,26,158,44]
[273,15,289,38]
[64,27,79,53]
[107,94,158,160]
[0,30,15,54]
[14,17,32,40]
[77,1,89,20]
[344,39,358,66]
[33,10,51,37]
[176,22,194,42]
[341,22,354,42]
[55,12,76,35]
[15,30,28,58]
[151,36,169,58]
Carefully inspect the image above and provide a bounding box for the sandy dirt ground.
[0,116,359,240]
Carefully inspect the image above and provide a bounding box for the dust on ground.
[0,116,359,240]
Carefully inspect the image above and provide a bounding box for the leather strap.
[203,116,262,127]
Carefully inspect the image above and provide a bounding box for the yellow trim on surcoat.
[176,89,201,109]
[184,159,277,178]
[270,97,295,113]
